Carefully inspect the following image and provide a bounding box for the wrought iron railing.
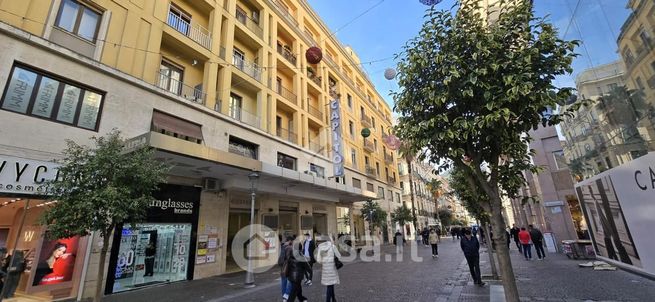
[308,104,322,120]
[155,70,206,104]
[235,8,263,38]
[276,127,298,144]
[277,44,297,66]
[232,55,262,82]
[228,104,260,128]
[166,10,212,49]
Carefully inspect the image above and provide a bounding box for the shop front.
[0,154,89,301]
[104,184,200,295]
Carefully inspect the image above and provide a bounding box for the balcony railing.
[387,176,396,184]
[304,30,318,46]
[308,104,322,120]
[166,10,212,50]
[233,55,262,82]
[324,53,338,70]
[276,83,297,104]
[309,140,322,153]
[361,114,372,127]
[219,46,226,60]
[276,127,298,144]
[273,0,298,26]
[155,70,206,104]
[384,152,394,164]
[228,104,260,128]
[365,165,377,177]
[363,139,375,153]
[307,69,322,86]
[235,9,263,38]
[277,44,297,66]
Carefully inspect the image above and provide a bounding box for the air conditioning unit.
[303,170,317,177]
[203,178,221,191]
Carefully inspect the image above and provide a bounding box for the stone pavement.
[100,238,655,302]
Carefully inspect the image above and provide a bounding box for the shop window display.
[112,223,192,293]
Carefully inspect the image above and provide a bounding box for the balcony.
[233,55,262,82]
[277,44,297,66]
[276,82,297,104]
[166,10,212,50]
[219,46,226,60]
[329,87,339,99]
[304,30,318,46]
[276,128,298,144]
[361,114,372,127]
[387,176,396,184]
[363,139,375,153]
[324,53,338,70]
[384,152,394,164]
[365,165,377,177]
[273,0,298,26]
[309,140,322,153]
[235,8,263,39]
[155,70,206,104]
[307,69,322,86]
[228,104,260,128]
[308,104,322,120]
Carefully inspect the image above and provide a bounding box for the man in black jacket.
[300,233,316,286]
[529,225,546,260]
[461,229,484,286]
[510,224,522,252]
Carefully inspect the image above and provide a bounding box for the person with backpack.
[278,236,293,301]
[317,234,342,302]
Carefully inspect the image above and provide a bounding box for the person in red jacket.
[518,227,533,260]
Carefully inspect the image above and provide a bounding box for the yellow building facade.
[0,0,399,299]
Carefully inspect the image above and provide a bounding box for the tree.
[398,143,419,236]
[41,131,168,302]
[360,200,388,236]
[437,208,454,227]
[393,1,579,300]
[391,204,413,235]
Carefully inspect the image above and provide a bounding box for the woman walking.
[284,238,307,302]
[429,229,439,258]
[317,235,342,302]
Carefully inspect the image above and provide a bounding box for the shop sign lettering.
[0,155,60,195]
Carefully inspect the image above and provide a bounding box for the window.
[351,149,357,167]
[552,150,568,170]
[395,192,401,203]
[364,156,370,166]
[55,0,101,42]
[277,152,297,170]
[378,186,385,198]
[596,86,603,96]
[229,136,258,159]
[372,117,376,128]
[229,93,243,120]
[352,177,361,189]
[1,63,104,130]
[366,182,374,192]
[388,190,393,201]
[636,77,645,90]
[349,121,355,138]
[167,4,191,35]
[400,181,404,191]
[233,48,246,69]
[639,28,652,47]
[158,60,183,95]
[606,83,618,92]
[347,94,352,109]
[360,106,365,118]
[310,163,325,178]
[622,48,634,66]
[385,167,389,179]
[374,139,378,151]
[375,162,380,176]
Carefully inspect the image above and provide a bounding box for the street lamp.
[244,172,259,288]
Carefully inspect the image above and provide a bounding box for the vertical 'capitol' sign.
[330,98,345,176]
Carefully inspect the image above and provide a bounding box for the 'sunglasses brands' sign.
[0,155,60,195]
[149,198,194,214]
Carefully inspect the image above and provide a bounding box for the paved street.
[103,238,655,302]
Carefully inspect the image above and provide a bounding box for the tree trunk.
[406,159,418,239]
[94,233,111,302]
[482,221,499,279]
[489,192,519,302]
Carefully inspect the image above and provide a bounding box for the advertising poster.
[575,152,655,274]
[115,229,138,280]
[32,236,80,286]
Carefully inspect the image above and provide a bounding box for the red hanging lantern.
[305,46,323,64]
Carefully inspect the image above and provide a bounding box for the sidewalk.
[457,244,655,302]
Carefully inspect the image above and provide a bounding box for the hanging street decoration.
[384,68,397,80]
[419,0,443,5]
[306,46,323,64]
[361,128,371,138]
[383,134,401,150]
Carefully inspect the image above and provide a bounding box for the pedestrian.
[460,229,485,286]
[528,225,546,260]
[422,227,429,246]
[279,236,293,301]
[505,229,511,250]
[451,227,457,240]
[478,227,485,245]
[510,224,522,252]
[518,227,533,260]
[144,241,156,277]
[317,235,342,302]
[300,233,316,286]
[284,241,308,302]
[429,229,439,258]
[393,230,405,254]
[2,250,25,298]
